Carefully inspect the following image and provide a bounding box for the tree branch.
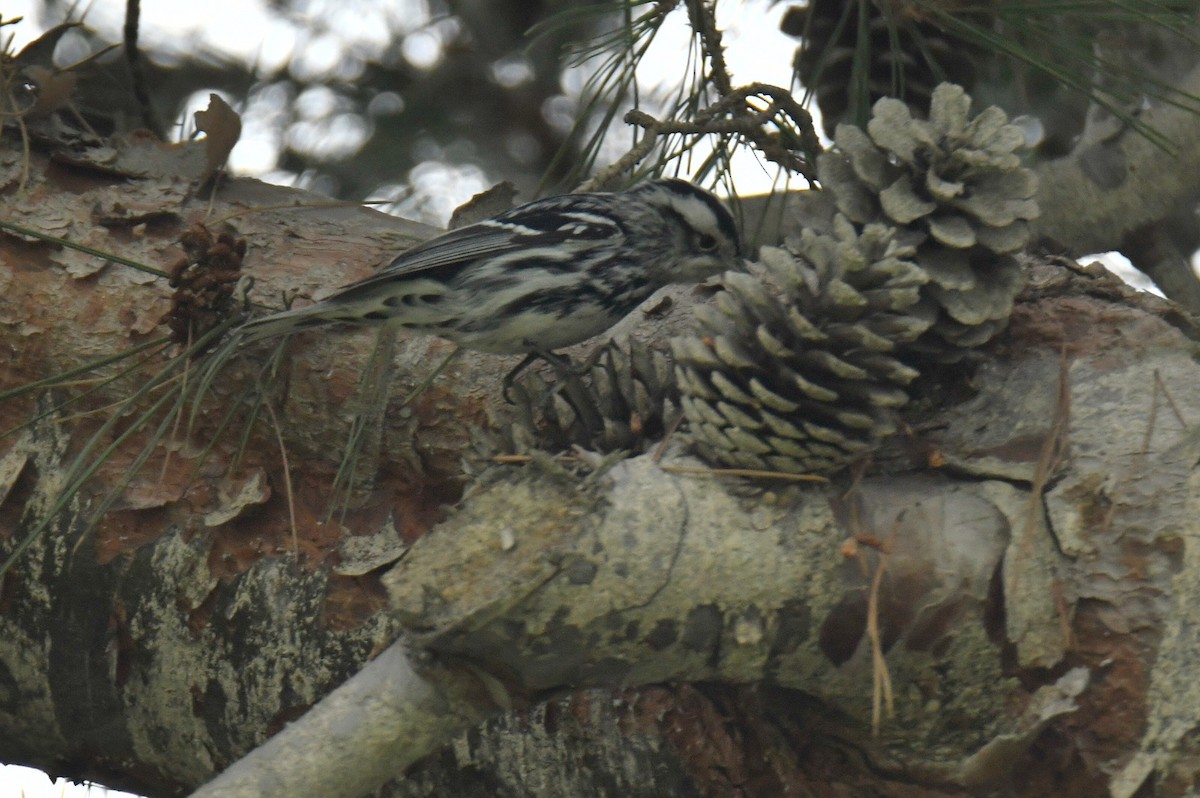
[188,642,491,798]
[1032,60,1200,256]
[184,259,1200,795]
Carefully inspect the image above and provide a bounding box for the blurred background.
[4,0,797,225]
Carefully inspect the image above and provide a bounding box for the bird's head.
[631,178,743,283]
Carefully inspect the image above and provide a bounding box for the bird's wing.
[367,223,530,278]
[337,196,625,290]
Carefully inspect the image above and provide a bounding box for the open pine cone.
[818,83,1036,352]
[484,339,678,457]
[673,218,934,474]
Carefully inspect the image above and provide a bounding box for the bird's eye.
[697,233,719,252]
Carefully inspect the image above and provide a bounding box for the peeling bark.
[3,143,1200,798]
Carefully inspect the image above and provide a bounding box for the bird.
[233,178,742,356]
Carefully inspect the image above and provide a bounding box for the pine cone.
[483,339,679,458]
[818,83,1037,351]
[673,218,934,475]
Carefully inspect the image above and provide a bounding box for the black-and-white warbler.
[236,179,742,354]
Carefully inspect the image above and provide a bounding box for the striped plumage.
[236,179,741,354]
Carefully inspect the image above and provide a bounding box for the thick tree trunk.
[3,140,1200,798]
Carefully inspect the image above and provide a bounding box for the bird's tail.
[235,301,368,346]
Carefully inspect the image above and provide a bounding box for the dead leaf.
[193,94,242,182]
[448,181,517,229]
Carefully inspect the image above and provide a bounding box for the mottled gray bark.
[4,143,1200,798]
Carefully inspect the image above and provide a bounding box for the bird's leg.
[502,352,542,403]
[502,350,576,403]
[501,348,612,448]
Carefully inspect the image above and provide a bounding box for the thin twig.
[685,0,733,96]
[123,0,161,136]
[659,464,829,482]
[867,542,894,736]
[619,82,821,180]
